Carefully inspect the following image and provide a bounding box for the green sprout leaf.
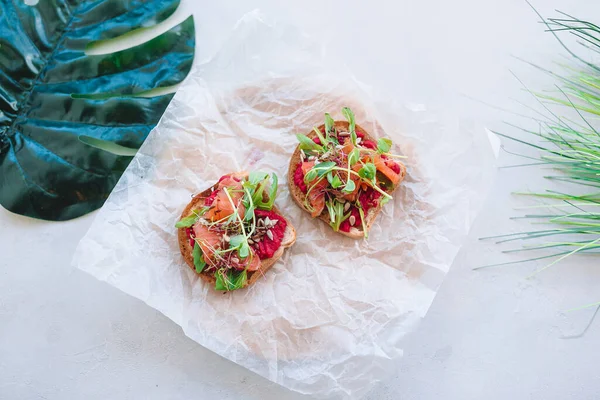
[358,206,368,238]
[342,180,356,193]
[342,107,356,133]
[358,163,377,180]
[324,113,335,135]
[315,161,336,176]
[248,171,269,186]
[326,198,351,231]
[229,234,249,259]
[215,269,248,291]
[377,138,392,154]
[244,204,255,221]
[238,242,250,259]
[327,172,343,188]
[305,162,336,184]
[305,169,318,183]
[175,212,199,228]
[348,148,360,166]
[296,134,322,151]
[229,235,245,248]
[313,127,328,146]
[248,173,277,210]
[342,107,357,144]
[263,173,279,210]
[192,242,206,273]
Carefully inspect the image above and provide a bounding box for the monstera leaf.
[0,0,195,221]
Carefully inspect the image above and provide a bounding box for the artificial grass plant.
[479,6,600,312]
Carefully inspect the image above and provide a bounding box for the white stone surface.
[2,0,600,399]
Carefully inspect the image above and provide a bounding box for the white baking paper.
[73,11,498,399]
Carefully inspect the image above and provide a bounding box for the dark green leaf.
[192,242,206,273]
[358,163,376,180]
[377,138,392,153]
[296,133,321,151]
[175,211,199,228]
[0,0,195,221]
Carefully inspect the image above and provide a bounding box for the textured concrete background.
[2,0,600,399]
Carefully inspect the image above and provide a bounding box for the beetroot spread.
[293,162,308,193]
[339,188,382,232]
[359,187,381,211]
[252,210,288,259]
[186,227,195,246]
[340,206,361,232]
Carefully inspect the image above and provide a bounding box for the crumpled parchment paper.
[72,11,498,399]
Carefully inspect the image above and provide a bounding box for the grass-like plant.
[480,6,600,312]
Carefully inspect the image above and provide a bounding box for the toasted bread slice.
[177,172,296,288]
[288,121,406,239]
